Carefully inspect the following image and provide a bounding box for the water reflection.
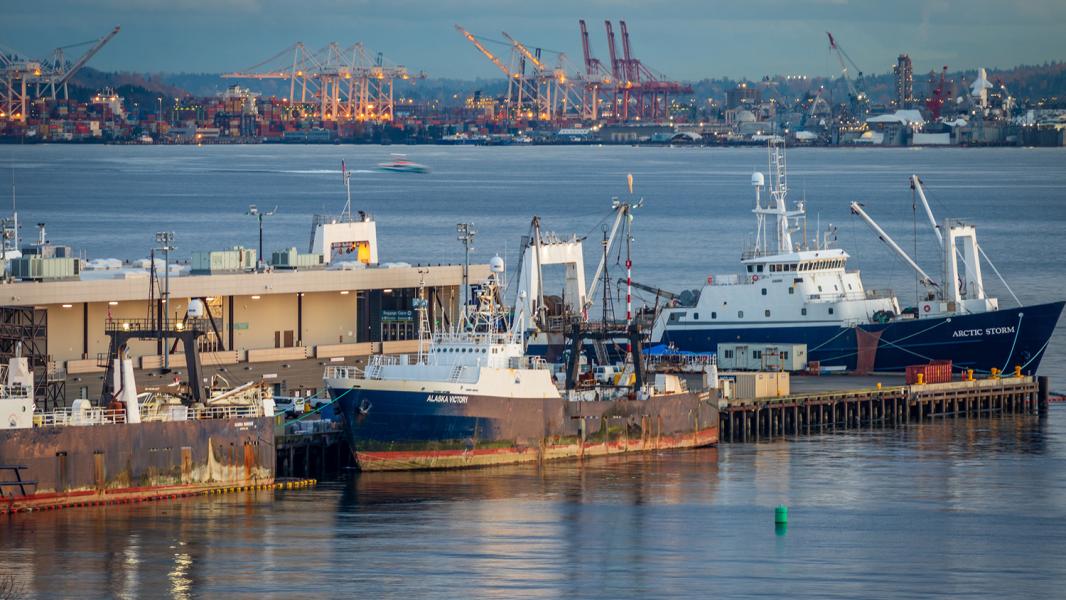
[1,414,1064,598]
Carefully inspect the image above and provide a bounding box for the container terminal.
[1,22,1064,146]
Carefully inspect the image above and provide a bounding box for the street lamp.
[456,223,476,313]
[154,231,175,370]
[247,204,277,271]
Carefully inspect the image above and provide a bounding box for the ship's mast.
[415,269,429,362]
[341,160,353,222]
[750,139,803,257]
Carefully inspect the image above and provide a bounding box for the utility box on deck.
[717,343,807,371]
[719,371,790,399]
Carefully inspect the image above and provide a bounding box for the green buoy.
[775,505,788,524]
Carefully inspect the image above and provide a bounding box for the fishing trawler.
[324,252,717,471]
[652,140,1064,374]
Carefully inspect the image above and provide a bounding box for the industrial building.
[0,210,487,408]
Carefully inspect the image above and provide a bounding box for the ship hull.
[330,387,718,471]
[0,417,275,513]
[657,301,1065,374]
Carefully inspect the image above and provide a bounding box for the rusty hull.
[0,417,275,512]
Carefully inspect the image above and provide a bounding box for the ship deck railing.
[36,407,129,427]
[431,331,521,346]
[324,365,364,380]
[190,405,266,420]
[32,403,266,427]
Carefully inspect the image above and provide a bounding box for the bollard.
[917,373,924,385]
[991,368,1000,380]
[1014,365,1022,378]
[967,369,974,382]
[876,382,882,390]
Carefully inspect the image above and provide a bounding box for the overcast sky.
[3,0,1065,80]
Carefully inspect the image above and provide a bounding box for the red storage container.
[906,360,952,384]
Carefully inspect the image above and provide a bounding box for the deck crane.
[43,26,120,100]
[826,32,869,120]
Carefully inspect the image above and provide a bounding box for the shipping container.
[906,360,953,385]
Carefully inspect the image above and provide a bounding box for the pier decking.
[719,375,1047,443]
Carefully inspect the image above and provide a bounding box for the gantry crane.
[925,65,950,120]
[223,42,424,122]
[601,20,691,121]
[42,26,121,101]
[457,25,570,121]
[578,19,613,120]
[1,25,119,122]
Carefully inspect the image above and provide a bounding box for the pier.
[718,375,1047,443]
[274,401,352,478]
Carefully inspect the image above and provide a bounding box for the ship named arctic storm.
[652,140,1064,374]
[324,257,717,471]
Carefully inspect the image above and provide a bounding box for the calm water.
[2,144,1066,598]
[2,414,1065,599]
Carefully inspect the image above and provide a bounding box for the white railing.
[369,354,402,367]
[37,407,128,427]
[432,331,521,346]
[191,405,264,420]
[324,365,364,380]
[34,403,266,428]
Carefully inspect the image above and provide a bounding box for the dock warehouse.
[0,263,488,407]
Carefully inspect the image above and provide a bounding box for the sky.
[3,0,1066,81]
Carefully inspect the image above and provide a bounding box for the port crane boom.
[49,26,120,96]
[826,31,868,117]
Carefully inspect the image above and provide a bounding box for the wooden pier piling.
[719,376,1041,443]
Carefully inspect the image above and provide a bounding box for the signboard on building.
[382,310,413,322]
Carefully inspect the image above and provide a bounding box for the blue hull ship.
[657,300,1064,374]
[651,141,1063,375]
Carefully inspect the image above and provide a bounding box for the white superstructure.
[326,258,561,399]
[653,140,899,340]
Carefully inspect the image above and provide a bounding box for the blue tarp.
[644,344,714,358]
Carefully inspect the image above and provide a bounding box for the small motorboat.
[376,155,430,174]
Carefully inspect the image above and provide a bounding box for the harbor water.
[2,144,1066,597]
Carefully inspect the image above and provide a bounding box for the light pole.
[246,204,277,271]
[456,223,476,317]
[154,231,175,370]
